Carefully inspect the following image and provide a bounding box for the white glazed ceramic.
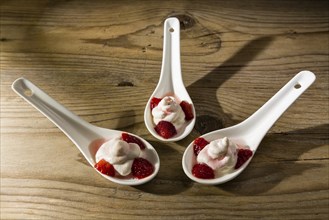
[12,78,160,186]
[182,71,316,185]
[144,17,196,142]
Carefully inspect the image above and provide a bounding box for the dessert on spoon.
[12,78,160,186]
[144,17,195,142]
[182,71,316,184]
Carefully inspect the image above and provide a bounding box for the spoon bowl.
[12,78,160,186]
[182,71,316,184]
[144,17,196,142]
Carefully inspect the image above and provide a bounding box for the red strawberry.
[121,132,146,150]
[193,137,209,156]
[154,120,177,139]
[180,101,194,120]
[94,159,115,177]
[235,148,253,169]
[150,97,162,110]
[192,163,215,179]
[131,158,154,179]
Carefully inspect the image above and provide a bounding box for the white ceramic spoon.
[182,71,316,185]
[12,78,160,186]
[144,17,196,142]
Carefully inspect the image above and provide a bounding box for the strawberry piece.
[121,132,146,150]
[235,148,253,169]
[150,97,162,110]
[193,137,209,156]
[131,158,154,179]
[94,159,115,177]
[192,163,215,179]
[154,120,177,139]
[180,101,194,120]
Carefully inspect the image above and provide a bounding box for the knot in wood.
[117,81,134,87]
[170,14,195,30]
[195,115,224,135]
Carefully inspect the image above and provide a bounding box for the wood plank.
[1,0,328,219]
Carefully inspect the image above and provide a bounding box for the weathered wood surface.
[1,0,328,219]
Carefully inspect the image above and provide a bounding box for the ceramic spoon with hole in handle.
[12,78,160,186]
[144,17,196,142]
[182,70,316,185]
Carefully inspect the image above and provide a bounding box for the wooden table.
[1,0,328,219]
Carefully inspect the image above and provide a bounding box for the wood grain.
[1,0,328,219]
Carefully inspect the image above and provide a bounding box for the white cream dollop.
[95,137,141,176]
[152,96,185,130]
[197,137,238,176]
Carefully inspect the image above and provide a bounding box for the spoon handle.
[243,71,316,146]
[169,18,184,90]
[157,17,184,94]
[11,78,99,157]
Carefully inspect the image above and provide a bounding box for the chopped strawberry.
[94,159,115,177]
[131,158,154,179]
[121,132,146,150]
[180,101,194,120]
[192,163,215,179]
[150,97,162,110]
[235,148,253,169]
[154,120,177,139]
[193,137,209,156]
